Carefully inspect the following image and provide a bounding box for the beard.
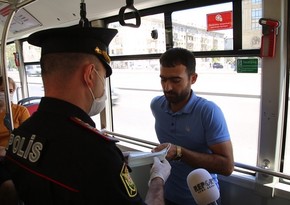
[164,88,191,104]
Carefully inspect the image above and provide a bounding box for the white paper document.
[126,145,170,168]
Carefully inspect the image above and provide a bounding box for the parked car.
[212,62,224,69]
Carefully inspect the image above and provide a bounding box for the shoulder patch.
[70,117,119,142]
[6,132,45,166]
[120,163,138,197]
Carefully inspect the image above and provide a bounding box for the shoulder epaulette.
[70,117,119,142]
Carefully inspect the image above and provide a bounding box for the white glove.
[148,157,171,186]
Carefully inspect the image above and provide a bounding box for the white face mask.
[9,93,14,101]
[88,70,107,116]
[0,91,14,101]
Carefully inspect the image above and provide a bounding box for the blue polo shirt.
[150,91,230,205]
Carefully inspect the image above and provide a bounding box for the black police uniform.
[5,97,145,204]
[1,25,146,204]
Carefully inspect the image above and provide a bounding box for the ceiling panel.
[0,0,184,42]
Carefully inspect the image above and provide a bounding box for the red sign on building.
[207,11,233,31]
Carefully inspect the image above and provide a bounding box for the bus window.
[22,41,41,63]
[2,0,290,203]
[243,0,263,49]
[109,13,166,55]
[107,2,263,165]
[172,3,234,51]
[108,57,261,165]
[5,43,19,101]
[107,59,162,144]
[284,81,290,176]
[172,1,262,51]
[286,122,290,177]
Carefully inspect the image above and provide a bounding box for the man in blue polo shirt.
[150,47,234,205]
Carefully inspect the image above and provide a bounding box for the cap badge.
[95,47,111,63]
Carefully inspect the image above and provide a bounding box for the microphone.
[187,168,220,205]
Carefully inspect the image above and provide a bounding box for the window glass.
[251,8,262,30]
[108,14,166,55]
[22,41,41,62]
[172,3,233,51]
[252,0,262,4]
[242,0,262,49]
[5,43,19,102]
[171,1,262,51]
[24,64,44,97]
[284,91,290,176]
[109,57,261,165]
[109,59,161,144]
[4,43,17,71]
[9,41,43,99]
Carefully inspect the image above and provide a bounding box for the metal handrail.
[234,162,290,180]
[104,130,158,148]
[1,2,18,132]
[0,0,36,131]
[104,130,290,181]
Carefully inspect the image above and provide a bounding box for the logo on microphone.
[193,178,215,194]
[187,168,220,205]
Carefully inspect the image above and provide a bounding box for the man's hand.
[148,157,171,186]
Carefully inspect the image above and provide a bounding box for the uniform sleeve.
[0,161,11,185]
[80,140,146,204]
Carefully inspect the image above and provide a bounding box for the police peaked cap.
[27,25,118,77]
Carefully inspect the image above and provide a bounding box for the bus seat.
[18,96,42,115]
[24,104,39,115]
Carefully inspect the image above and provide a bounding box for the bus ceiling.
[0,0,184,43]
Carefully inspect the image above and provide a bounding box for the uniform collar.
[38,97,95,127]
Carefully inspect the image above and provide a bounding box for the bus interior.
[0,0,290,204]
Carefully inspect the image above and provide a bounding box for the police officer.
[1,25,171,204]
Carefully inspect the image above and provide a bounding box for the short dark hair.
[40,53,97,75]
[160,47,196,75]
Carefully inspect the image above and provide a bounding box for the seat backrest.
[24,103,39,115]
[18,96,42,115]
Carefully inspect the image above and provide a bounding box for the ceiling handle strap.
[118,0,141,28]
